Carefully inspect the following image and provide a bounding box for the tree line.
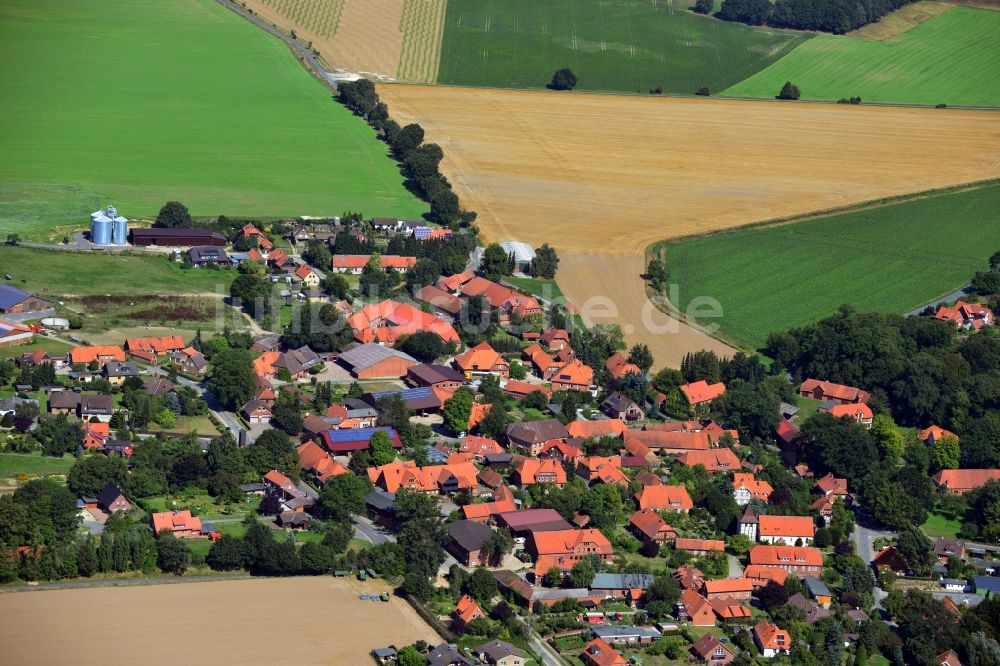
[337,79,477,228]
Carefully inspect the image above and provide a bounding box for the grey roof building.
[338,343,416,375]
[591,573,655,591]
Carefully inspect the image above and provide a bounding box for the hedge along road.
[376,84,1000,366]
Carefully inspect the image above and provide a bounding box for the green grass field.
[0,0,425,241]
[660,182,1000,348]
[921,512,962,539]
[437,0,811,95]
[722,7,1000,106]
[0,452,75,484]
[0,247,235,297]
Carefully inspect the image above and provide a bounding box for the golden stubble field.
[378,85,1000,366]
[0,577,439,665]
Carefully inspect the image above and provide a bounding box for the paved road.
[727,554,743,578]
[528,631,569,666]
[352,516,392,546]
[905,285,972,317]
[851,517,896,610]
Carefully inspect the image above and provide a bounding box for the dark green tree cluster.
[529,244,560,279]
[337,79,476,227]
[547,68,578,91]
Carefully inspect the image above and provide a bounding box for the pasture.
[660,183,1000,348]
[722,7,1000,106]
[0,0,425,241]
[437,0,812,94]
[378,84,1000,365]
[0,577,439,665]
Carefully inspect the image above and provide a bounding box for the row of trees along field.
[718,0,916,33]
[337,79,476,228]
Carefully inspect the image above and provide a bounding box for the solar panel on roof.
[369,386,434,401]
[321,427,397,443]
[0,284,30,310]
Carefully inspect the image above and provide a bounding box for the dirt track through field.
[378,85,1000,365]
[0,577,438,665]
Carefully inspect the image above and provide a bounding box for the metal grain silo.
[91,218,112,245]
[112,216,128,245]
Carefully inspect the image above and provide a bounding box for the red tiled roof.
[799,379,870,403]
[634,485,693,511]
[680,380,726,405]
[126,336,185,354]
[919,425,958,443]
[69,346,126,364]
[933,468,1000,493]
[454,594,484,624]
[754,620,790,651]
[347,299,459,344]
[515,458,568,486]
[566,419,626,440]
[530,528,613,557]
[624,430,713,450]
[675,538,725,553]
[675,448,741,472]
[749,545,823,568]
[758,515,815,539]
[703,578,753,595]
[454,341,507,374]
[151,510,201,535]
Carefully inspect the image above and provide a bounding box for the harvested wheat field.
[379,85,1000,365]
[245,0,446,81]
[0,577,438,665]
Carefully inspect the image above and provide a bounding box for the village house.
[101,361,139,386]
[522,344,561,379]
[601,392,644,421]
[528,528,614,576]
[703,577,753,600]
[242,399,272,424]
[96,483,132,513]
[501,379,551,402]
[805,577,833,608]
[550,359,595,393]
[605,352,641,380]
[749,545,824,576]
[293,264,324,288]
[623,429,714,452]
[935,300,994,329]
[628,509,677,545]
[69,345,126,366]
[743,564,789,588]
[758,515,816,545]
[126,335,186,357]
[459,276,543,321]
[453,341,510,379]
[172,347,208,375]
[576,456,628,486]
[678,587,718,626]
[452,594,485,632]
[151,510,202,538]
[675,448,741,473]
[330,254,416,274]
[590,625,661,645]
[799,379,870,405]
[462,485,516,522]
[261,470,318,515]
[347,299,459,347]
[414,284,463,319]
[368,460,479,495]
[674,538,725,556]
[295,441,348,485]
[273,345,321,379]
[821,401,873,428]
[319,426,403,456]
[732,472,773,505]
[814,472,850,498]
[447,519,495,566]
[565,418,626,440]
[459,435,505,461]
[933,468,1000,495]
[581,637,626,666]
[496,509,573,537]
[476,640,526,666]
[634,485,693,512]
[919,425,959,445]
[753,620,791,658]
[48,393,114,422]
[690,633,735,665]
[505,419,568,456]
[512,458,567,488]
[679,380,726,413]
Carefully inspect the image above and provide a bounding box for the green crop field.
[0,0,425,241]
[0,247,236,297]
[659,182,1000,348]
[437,0,811,94]
[722,7,1000,106]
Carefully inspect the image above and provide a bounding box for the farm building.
[500,241,536,272]
[130,228,227,247]
[188,246,229,266]
[319,427,403,455]
[337,343,418,379]
[0,284,53,314]
[0,320,33,348]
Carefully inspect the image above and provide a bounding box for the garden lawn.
[505,276,565,303]
[661,182,1000,348]
[0,452,75,483]
[722,7,1000,106]
[0,0,426,241]
[0,247,235,297]
[921,512,961,539]
[0,337,72,361]
[438,0,811,95]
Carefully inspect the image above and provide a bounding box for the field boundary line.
[643,177,1000,351]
